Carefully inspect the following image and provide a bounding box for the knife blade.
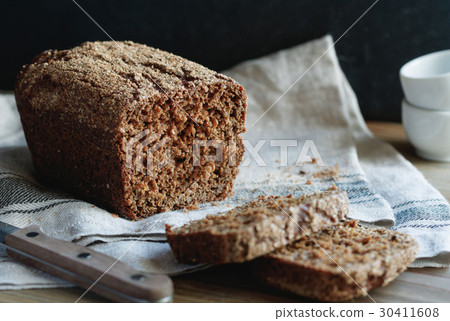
[0,221,173,303]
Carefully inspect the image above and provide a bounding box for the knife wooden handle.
[5,225,173,302]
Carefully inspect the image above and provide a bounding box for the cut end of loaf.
[119,79,246,219]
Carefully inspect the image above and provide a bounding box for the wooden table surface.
[1,121,449,303]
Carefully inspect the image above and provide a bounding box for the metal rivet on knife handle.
[78,252,92,259]
[131,274,146,281]
[26,232,39,238]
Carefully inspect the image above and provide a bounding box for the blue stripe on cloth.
[0,199,82,216]
[392,199,444,209]
[334,180,367,186]
[394,203,450,227]
[350,197,383,205]
[337,174,364,179]
[394,223,450,229]
[335,184,377,200]
[0,175,68,208]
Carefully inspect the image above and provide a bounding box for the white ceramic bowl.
[400,50,450,110]
[402,99,450,162]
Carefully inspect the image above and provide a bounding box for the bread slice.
[250,220,418,302]
[166,189,348,264]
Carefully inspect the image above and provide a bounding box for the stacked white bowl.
[400,50,450,162]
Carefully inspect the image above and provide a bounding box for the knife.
[0,222,173,303]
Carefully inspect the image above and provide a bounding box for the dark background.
[2,0,449,121]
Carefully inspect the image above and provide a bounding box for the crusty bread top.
[170,189,347,235]
[16,41,233,97]
[267,220,418,274]
[15,41,244,136]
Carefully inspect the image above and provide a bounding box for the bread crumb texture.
[251,220,418,302]
[166,189,348,264]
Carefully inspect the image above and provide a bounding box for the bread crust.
[15,41,247,220]
[250,220,418,302]
[166,190,349,264]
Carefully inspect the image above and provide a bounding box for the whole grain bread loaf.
[250,220,418,302]
[15,41,247,220]
[166,189,349,264]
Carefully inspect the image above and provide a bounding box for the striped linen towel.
[1,35,449,290]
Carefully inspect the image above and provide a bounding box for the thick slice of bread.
[250,220,418,302]
[166,189,348,264]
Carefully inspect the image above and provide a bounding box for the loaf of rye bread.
[15,41,247,220]
[166,189,349,264]
[250,220,418,302]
